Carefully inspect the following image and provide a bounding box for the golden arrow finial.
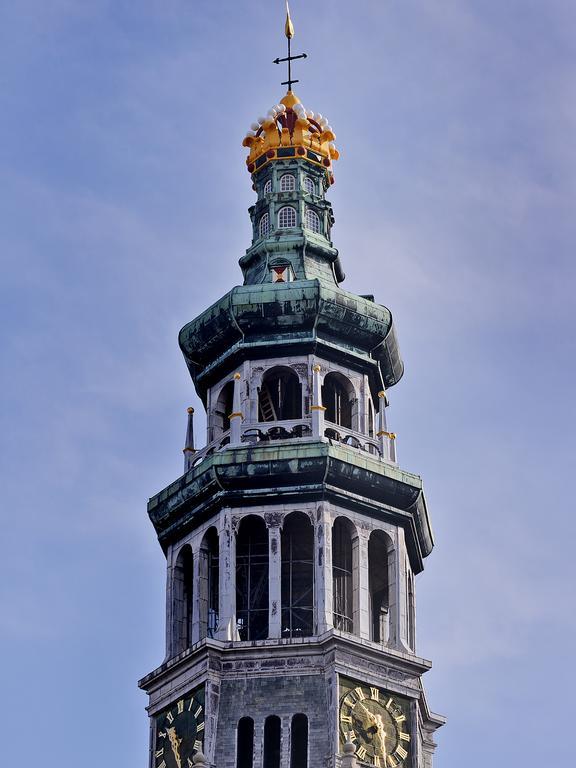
[285,1,295,39]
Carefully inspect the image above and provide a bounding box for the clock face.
[154,688,205,768]
[339,682,411,767]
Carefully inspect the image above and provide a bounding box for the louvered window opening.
[236,518,269,640]
[332,520,353,633]
[281,514,314,638]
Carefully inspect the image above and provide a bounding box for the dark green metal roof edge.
[178,280,404,401]
[147,441,433,573]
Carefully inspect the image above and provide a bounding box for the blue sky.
[1,1,575,765]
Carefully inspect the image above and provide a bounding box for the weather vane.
[273,1,307,91]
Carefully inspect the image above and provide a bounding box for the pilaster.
[217,509,237,641]
[315,503,333,634]
[266,513,283,639]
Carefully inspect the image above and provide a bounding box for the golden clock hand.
[166,726,183,768]
[357,700,377,726]
[373,715,387,758]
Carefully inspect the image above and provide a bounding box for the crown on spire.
[242,93,339,183]
[242,2,339,184]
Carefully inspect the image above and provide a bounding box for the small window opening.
[281,512,314,638]
[264,715,282,768]
[290,714,308,768]
[332,518,354,633]
[237,717,254,768]
[236,516,269,640]
[303,176,315,195]
[322,373,353,429]
[280,173,296,192]
[369,530,390,643]
[264,179,272,194]
[305,208,321,234]
[259,212,270,238]
[214,380,234,435]
[173,545,194,654]
[200,527,219,639]
[271,264,294,283]
[259,367,302,422]
[278,206,297,228]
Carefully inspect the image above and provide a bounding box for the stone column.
[229,372,243,446]
[377,389,397,462]
[164,552,175,660]
[315,504,333,633]
[217,509,237,641]
[183,407,196,472]
[191,541,202,645]
[396,528,411,652]
[265,513,283,639]
[353,529,370,640]
[311,363,326,438]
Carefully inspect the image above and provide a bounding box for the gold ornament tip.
[285,1,295,38]
[187,407,195,414]
[233,372,242,380]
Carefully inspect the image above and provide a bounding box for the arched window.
[237,717,254,768]
[264,179,272,194]
[332,518,354,633]
[290,714,308,768]
[278,206,297,229]
[259,212,270,238]
[322,373,354,429]
[172,544,194,654]
[200,527,219,639]
[214,380,234,436]
[259,367,302,422]
[281,512,314,638]
[369,530,391,643]
[280,173,295,192]
[303,176,315,195]
[305,208,321,234]
[236,516,269,640]
[264,715,281,768]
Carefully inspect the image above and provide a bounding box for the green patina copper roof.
[179,279,403,401]
[147,440,432,573]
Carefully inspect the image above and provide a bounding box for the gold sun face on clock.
[154,688,205,768]
[339,683,411,767]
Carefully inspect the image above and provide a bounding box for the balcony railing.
[186,416,397,472]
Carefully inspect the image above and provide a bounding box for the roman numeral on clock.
[357,746,368,760]
[395,746,408,760]
[197,722,205,732]
[370,687,380,701]
[194,740,203,751]
[354,687,366,700]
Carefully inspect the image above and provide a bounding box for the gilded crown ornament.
[242,3,339,183]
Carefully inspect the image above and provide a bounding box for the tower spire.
[273,1,307,91]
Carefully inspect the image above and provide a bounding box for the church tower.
[139,9,444,768]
